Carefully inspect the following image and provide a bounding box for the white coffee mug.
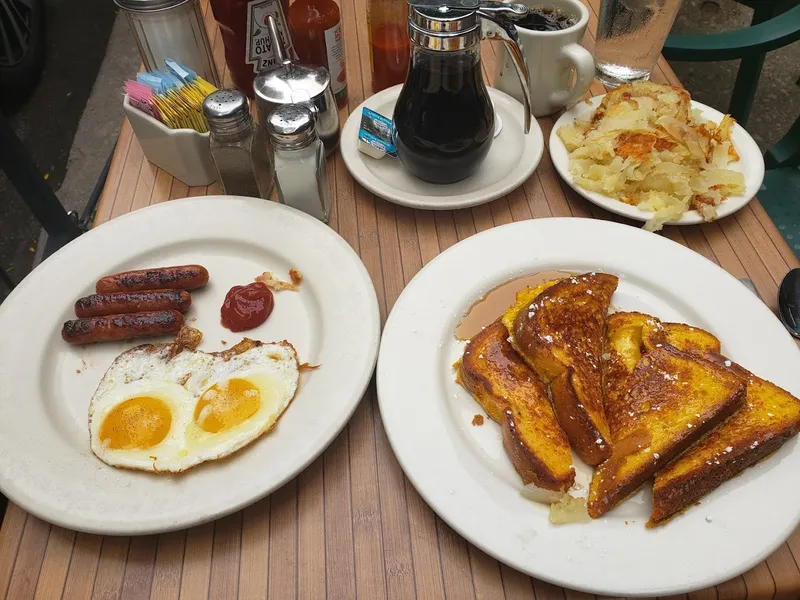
[494,0,594,117]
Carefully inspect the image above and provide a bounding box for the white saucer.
[549,95,765,225]
[341,85,544,210]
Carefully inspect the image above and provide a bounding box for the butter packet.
[357,107,397,160]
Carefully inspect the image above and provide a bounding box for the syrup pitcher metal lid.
[407,0,533,133]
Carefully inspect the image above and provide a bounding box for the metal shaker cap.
[266,104,317,148]
[113,0,191,11]
[203,89,253,134]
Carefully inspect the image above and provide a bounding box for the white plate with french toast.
[377,218,800,597]
[0,196,380,535]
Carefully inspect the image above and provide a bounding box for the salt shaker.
[267,104,331,223]
[202,89,273,198]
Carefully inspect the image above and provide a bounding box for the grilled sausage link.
[61,310,184,344]
[95,265,209,293]
[75,289,192,318]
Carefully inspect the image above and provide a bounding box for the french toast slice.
[457,321,575,491]
[588,345,745,518]
[649,358,800,526]
[604,313,722,436]
[603,312,665,438]
[509,273,618,465]
[642,321,721,355]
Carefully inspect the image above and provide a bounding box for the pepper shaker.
[202,89,273,198]
[267,104,331,223]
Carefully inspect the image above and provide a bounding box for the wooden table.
[2,0,799,597]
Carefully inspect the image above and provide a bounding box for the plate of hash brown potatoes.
[549,82,765,231]
[0,196,380,535]
[377,218,800,597]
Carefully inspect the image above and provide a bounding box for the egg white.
[88,342,300,473]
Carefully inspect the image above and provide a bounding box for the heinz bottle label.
[324,22,347,102]
[246,0,296,74]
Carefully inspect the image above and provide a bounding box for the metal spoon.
[778,268,800,339]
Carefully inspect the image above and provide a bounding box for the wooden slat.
[150,531,186,600]
[5,515,50,600]
[91,537,131,600]
[238,499,270,599]
[297,457,325,600]
[0,504,27,598]
[120,536,158,600]
[179,522,213,600]
[2,0,798,598]
[741,562,775,599]
[207,514,241,600]
[33,526,75,600]
[268,481,299,600]
[60,533,102,600]
[765,543,800,600]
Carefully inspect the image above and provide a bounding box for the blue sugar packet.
[165,58,196,84]
[358,107,397,159]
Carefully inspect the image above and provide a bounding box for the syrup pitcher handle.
[477,4,532,134]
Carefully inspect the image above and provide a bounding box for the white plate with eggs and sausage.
[0,196,380,535]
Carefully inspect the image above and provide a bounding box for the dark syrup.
[393,51,494,184]
[516,7,576,31]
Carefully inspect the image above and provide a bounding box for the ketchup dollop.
[220,282,274,332]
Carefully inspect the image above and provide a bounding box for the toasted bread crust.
[550,369,609,465]
[588,346,745,518]
[458,321,574,491]
[643,321,721,355]
[511,272,618,465]
[649,359,800,526]
[501,406,575,491]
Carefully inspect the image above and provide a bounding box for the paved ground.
[0,0,137,301]
[670,0,800,150]
[1,0,799,302]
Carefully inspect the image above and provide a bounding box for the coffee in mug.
[494,0,594,117]
[516,7,576,32]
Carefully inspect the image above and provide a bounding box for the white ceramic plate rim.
[549,95,765,225]
[377,218,800,597]
[341,85,544,210]
[0,196,380,535]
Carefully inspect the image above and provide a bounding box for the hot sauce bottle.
[288,0,348,108]
[367,0,409,92]
[209,0,295,97]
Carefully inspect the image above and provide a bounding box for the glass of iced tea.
[594,0,682,87]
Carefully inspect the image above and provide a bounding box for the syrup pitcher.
[393,0,532,184]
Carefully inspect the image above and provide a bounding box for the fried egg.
[89,339,300,473]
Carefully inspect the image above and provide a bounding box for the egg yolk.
[195,378,261,433]
[99,396,172,450]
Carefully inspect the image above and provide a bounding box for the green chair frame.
[663,2,800,126]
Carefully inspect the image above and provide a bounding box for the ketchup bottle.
[209,0,295,97]
[367,0,409,92]
[288,0,348,108]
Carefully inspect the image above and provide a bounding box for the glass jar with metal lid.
[392,0,532,184]
[203,89,273,198]
[114,0,220,86]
